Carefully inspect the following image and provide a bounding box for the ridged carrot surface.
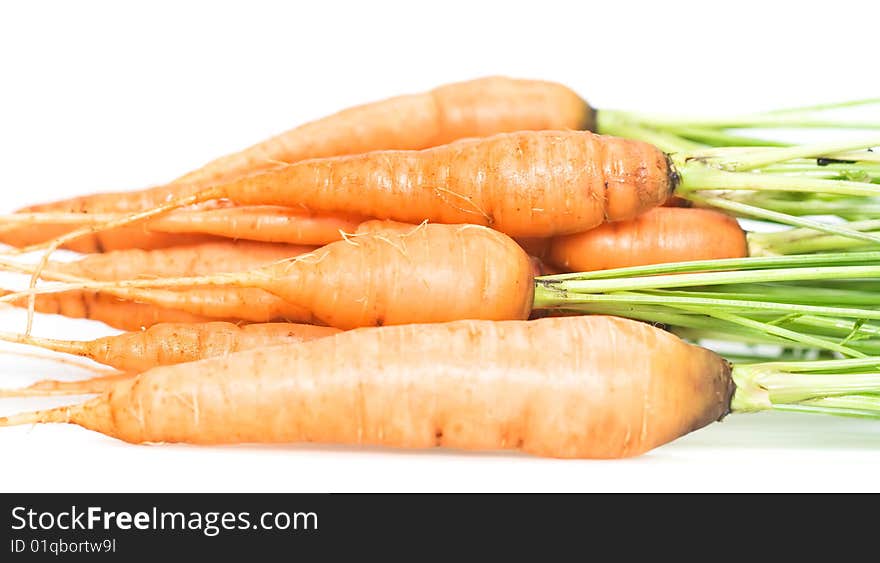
[0,316,733,459]
[213,131,673,237]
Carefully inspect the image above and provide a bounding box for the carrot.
[0,240,318,328]
[0,225,218,253]
[6,130,671,260]
[1,223,535,330]
[0,290,224,331]
[0,316,733,458]
[2,77,589,249]
[42,130,667,245]
[0,206,366,250]
[173,76,592,187]
[54,240,317,280]
[0,321,339,373]
[0,372,132,398]
[514,237,551,260]
[546,207,749,272]
[662,195,693,208]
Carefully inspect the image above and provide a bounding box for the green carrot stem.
[664,127,788,148]
[731,359,880,419]
[757,372,880,403]
[689,310,864,357]
[704,138,880,171]
[535,290,880,322]
[543,251,880,282]
[687,196,880,244]
[752,357,880,372]
[595,112,704,153]
[750,232,875,255]
[675,157,880,197]
[537,264,880,294]
[759,97,880,115]
[728,197,880,219]
[770,402,880,420]
[642,285,880,307]
[615,109,880,130]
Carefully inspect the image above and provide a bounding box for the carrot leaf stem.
[731,359,880,420]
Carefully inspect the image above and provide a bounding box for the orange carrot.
[0,321,338,373]
[40,130,668,248]
[0,225,218,253]
[546,207,749,272]
[174,76,592,187]
[0,372,130,398]
[2,223,535,330]
[54,240,317,280]
[0,206,366,250]
[0,241,318,328]
[2,76,589,250]
[204,130,672,238]
[0,316,733,458]
[6,130,672,260]
[514,237,551,260]
[0,290,224,331]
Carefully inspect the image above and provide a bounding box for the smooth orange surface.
[548,207,749,272]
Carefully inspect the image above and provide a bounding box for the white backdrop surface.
[0,0,878,492]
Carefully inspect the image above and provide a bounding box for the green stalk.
[731,358,880,419]
[729,198,880,220]
[654,126,788,148]
[539,264,880,294]
[749,231,878,255]
[595,112,704,153]
[535,252,880,358]
[675,157,880,197]
[690,195,880,244]
[540,251,880,281]
[695,138,880,171]
[646,285,880,307]
[607,102,880,130]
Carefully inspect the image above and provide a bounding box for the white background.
[0,0,878,492]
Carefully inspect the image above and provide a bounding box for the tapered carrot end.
[0,405,74,427]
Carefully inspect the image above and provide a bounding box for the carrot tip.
[0,406,71,426]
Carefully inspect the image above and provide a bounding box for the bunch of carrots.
[0,76,878,458]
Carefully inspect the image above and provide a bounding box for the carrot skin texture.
[0,223,218,253]
[58,240,317,280]
[175,75,593,187]
[0,323,339,396]
[143,206,366,246]
[2,241,317,329]
[0,290,223,331]
[23,76,590,214]
[250,223,535,329]
[222,131,673,237]
[59,322,341,372]
[0,207,364,250]
[5,224,531,328]
[0,372,133,397]
[57,241,324,324]
[13,316,733,458]
[547,207,749,272]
